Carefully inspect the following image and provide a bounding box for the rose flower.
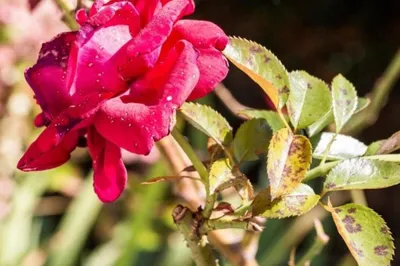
[17,0,228,202]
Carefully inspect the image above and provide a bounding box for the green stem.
[295,220,329,266]
[350,190,368,206]
[200,216,250,234]
[48,174,102,266]
[343,48,400,135]
[278,109,291,131]
[172,205,217,266]
[171,127,215,218]
[303,161,340,182]
[54,0,79,30]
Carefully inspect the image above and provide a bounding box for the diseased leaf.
[287,71,332,129]
[223,37,289,109]
[332,74,358,132]
[330,203,394,266]
[252,183,319,218]
[238,109,286,132]
[313,132,367,160]
[141,175,200,185]
[307,97,369,137]
[179,103,233,146]
[233,119,272,163]
[377,131,400,155]
[323,158,400,192]
[267,128,312,199]
[208,158,248,195]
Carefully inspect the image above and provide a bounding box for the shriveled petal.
[95,40,199,154]
[25,32,76,117]
[70,2,140,97]
[116,0,195,79]
[88,127,127,202]
[17,93,104,171]
[162,20,229,100]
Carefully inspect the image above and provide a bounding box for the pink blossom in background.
[18,0,229,202]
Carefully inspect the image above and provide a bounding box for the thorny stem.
[172,205,218,266]
[295,219,329,266]
[54,0,79,30]
[343,48,400,135]
[171,127,215,218]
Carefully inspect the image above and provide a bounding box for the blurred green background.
[0,0,399,265]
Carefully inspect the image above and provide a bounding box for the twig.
[172,205,217,266]
[350,190,368,206]
[171,127,215,218]
[54,0,79,30]
[343,48,400,135]
[214,83,250,119]
[157,135,259,266]
[295,219,329,266]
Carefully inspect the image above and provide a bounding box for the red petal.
[25,32,76,117]
[88,127,127,202]
[116,0,195,79]
[75,8,88,26]
[70,2,140,97]
[132,0,161,25]
[163,20,229,100]
[17,128,79,171]
[95,40,199,154]
[17,93,103,171]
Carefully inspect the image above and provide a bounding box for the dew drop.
[166,95,172,101]
[88,62,93,67]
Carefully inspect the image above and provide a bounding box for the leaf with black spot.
[251,183,319,218]
[223,37,290,109]
[267,128,312,199]
[329,203,394,266]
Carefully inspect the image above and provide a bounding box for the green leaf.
[313,132,367,160]
[332,74,358,132]
[223,37,289,109]
[329,203,394,266]
[238,109,286,132]
[233,118,272,163]
[323,158,400,192]
[365,154,400,162]
[307,97,369,137]
[267,128,312,199]
[377,131,400,155]
[287,71,332,129]
[365,140,386,156]
[251,184,320,218]
[179,102,232,146]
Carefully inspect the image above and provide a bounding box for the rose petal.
[88,127,127,202]
[75,8,88,26]
[95,40,199,154]
[25,32,76,117]
[18,93,104,171]
[69,2,140,97]
[17,128,79,171]
[162,20,229,100]
[116,0,195,79]
[132,0,161,25]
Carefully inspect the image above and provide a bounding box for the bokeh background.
[0,0,399,265]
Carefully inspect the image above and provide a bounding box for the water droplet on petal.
[166,96,172,101]
[88,62,93,67]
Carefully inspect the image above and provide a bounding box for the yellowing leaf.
[287,71,332,129]
[329,203,394,266]
[232,119,272,163]
[332,74,358,132]
[323,158,400,192]
[223,37,289,109]
[313,132,367,160]
[179,102,232,146]
[267,128,312,199]
[251,183,319,218]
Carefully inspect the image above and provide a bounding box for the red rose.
[18,0,229,202]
